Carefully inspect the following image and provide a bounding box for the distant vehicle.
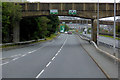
[68,31,72,34]
[65,31,68,34]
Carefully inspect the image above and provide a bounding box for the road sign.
[60,25,65,32]
[50,9,58,14]
[69,10,77,15]
[69,22,72,24]
[62,22,65,24]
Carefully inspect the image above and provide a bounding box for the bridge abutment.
[13,21,20,43]
[91,19,97,44]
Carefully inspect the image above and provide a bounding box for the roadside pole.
[97,0,99,45]
[113,0,116,57]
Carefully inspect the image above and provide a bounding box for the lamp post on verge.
[113,0,116,57]
[97,0,99,45]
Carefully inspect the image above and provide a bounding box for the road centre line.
[36,36,68,78]
[12,57,20,61]
[46,62,51,67]
[36,69,45,78]
[52,57,56,60]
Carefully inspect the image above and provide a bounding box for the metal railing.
[0,39,45,47]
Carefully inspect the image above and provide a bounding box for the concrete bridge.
[19,3,120,19]
[12,2,120,43]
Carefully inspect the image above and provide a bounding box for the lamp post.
[97,0,99,45]
[113,0,116,57]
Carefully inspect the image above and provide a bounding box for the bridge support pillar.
[13,21,20,43]
[91,19,97,44]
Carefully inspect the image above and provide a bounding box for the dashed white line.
[35,36,68,78]
[55,53,58,56]
[21,54,27,57]
[46,62,51,67]
[52,57,55,60]
[36,69,45,78]
[12,57,20,61]
[11,54,21,57]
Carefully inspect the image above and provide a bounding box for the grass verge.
[1,33,59,49]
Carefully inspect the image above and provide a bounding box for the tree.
[47,16,60,35]
[64,24,69,31]
[35,16,50,39]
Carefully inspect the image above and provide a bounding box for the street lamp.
[113,0,116,57]
[97,0,99,45]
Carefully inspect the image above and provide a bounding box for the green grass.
[46,34,57,40]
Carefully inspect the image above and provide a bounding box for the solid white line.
[36,69,44,78]
[46,62,51,67]
[52,57,55,60]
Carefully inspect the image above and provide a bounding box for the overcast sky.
[28,0,120,3]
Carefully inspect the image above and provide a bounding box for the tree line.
[20,16,60,41]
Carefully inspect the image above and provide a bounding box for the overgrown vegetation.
[20,16,60,41]
[2,2,22,43]
[2,2,60,43]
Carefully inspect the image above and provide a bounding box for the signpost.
[69,10,77,15]
[60,25,65,32]
[50,9,58,14]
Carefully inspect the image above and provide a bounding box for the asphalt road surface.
[2,34,106,78]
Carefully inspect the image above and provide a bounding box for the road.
[2,34,106,78]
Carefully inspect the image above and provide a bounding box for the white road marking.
[12,57,19,61]
[46,62,51,67]
[11,54,21,57]
[21,54,27,57]
[55,53,58,56]
[36,69,44,78]
[52,57,55,60]
[1,62,9,66]
[35,36,68,78]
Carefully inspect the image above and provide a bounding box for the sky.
[28,0,120,3]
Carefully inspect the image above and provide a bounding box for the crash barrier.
[0,39,45,47]
[75,33,120,62]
